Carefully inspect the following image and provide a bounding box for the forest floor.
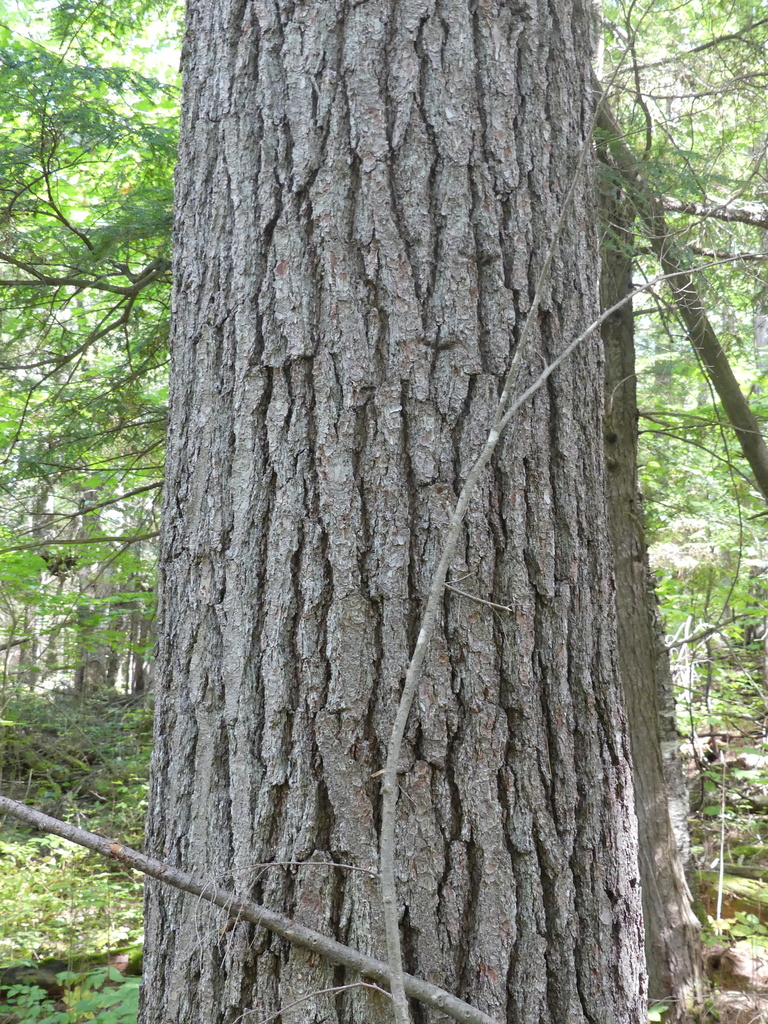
[3,691,768,1022]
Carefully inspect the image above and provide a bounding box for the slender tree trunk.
[140,4,646,1023]
[71,489,118,695]
[600,163,702,1019]
[128,605,153,695]
[596,88,768,506]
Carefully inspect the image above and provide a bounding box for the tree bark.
[600,162,702,1019]
[140,4,646,1024]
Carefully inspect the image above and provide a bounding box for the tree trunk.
[596,89,768,507]
[72,489,118,695]
[140,4,646,1024]
[600,165,702,1019]
[128,604,153,695]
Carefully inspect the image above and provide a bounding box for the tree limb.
[0,532,159,556]
[661,196,768,229]
[0,636,32,653]
[0,252,171,296]
[0,795,500,1024]
[631,15,768,72]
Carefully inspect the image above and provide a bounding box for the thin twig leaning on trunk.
[377,85,615,1024]
[0,274,680,1024]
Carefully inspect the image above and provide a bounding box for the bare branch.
[661,196,768,229]
[20,482,162,528]
[0,635,33,653]
[237,983,390,1024]
[688,246,765,262]
[249,860,377,876]
[444,584,513,614]
[629,16,768,72]
[642,70,768,101]
[0,532,159,556]
[0,252,171,296]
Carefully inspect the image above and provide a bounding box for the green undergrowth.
[2,964,141,1024]
[690,745,768,952]
[0,691,151,967]
[0,834,144,961]
[0,692,152,838]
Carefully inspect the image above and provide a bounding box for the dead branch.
[661,196,768,230]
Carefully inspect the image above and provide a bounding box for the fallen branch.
[0,794,501,1024]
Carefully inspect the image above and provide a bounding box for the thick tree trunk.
[140,4,645,1023]
[600,170,702,1019]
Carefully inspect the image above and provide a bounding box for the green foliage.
[2,964,140,1024]
[728,911,768,939]
[602,0,768,959]
[0,0,177,693]
[2,0,768,1000]
[0,25,175,486]
[0,0,164,984]
[0,540,157,692]
[0,833,144,960]
[48,0,183,57]
[0,691,150,960]
[0,692,151,824]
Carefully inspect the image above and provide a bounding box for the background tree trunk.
[600,164,702,1019]
[140,3,645,1023]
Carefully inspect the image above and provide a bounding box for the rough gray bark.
[140,4,646,1024]
[600,165,702,1019]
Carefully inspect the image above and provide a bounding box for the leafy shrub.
[0,693,149,961]
[2,966,140,1024]
[0,835,143,961]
